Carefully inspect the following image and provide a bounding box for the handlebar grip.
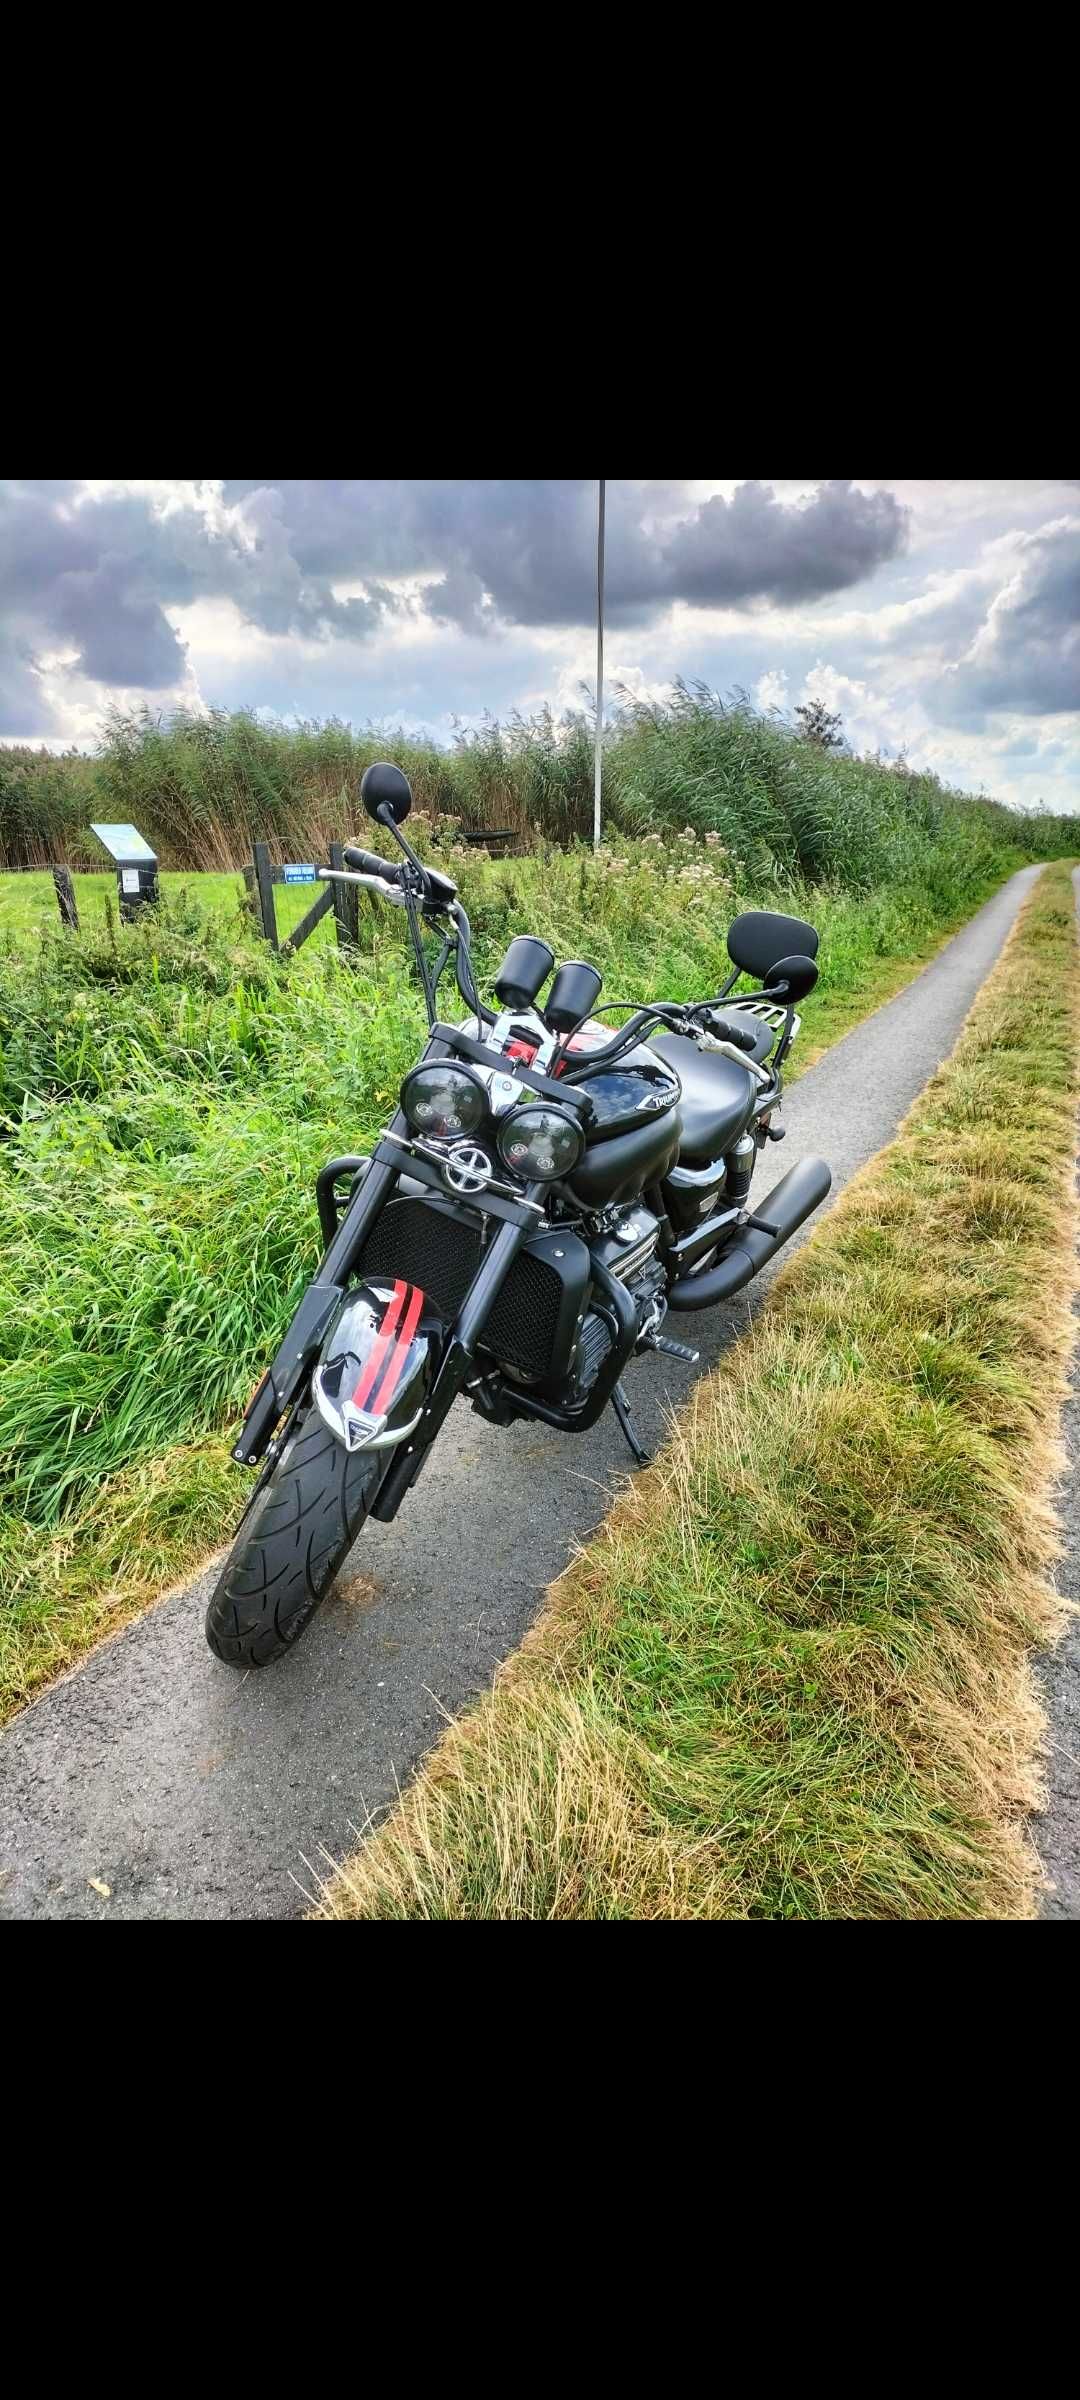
[708,1013,757,1054]
[342,844,401,880]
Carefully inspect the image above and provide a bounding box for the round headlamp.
[496,1102,584,1182]
[400,1062,486,1141]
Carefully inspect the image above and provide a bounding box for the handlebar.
[341,842,459,916]
[557,1002,690,1078]
[329,844,487,1029]
[333,846,766,1066]
[557,1000,760,1079]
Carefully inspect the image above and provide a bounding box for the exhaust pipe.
[665,1154,832,1311]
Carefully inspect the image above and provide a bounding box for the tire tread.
[205,1411,379,1668]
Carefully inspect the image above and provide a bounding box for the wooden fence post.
[252,842,279,950]
[329,840,360,951]
[53,866,80,931]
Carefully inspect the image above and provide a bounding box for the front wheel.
[205,1405,382,1668]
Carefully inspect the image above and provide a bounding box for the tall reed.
[3,687,1076,882]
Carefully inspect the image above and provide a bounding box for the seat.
[652,1032,757,1166]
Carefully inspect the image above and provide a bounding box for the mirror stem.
[378,801,426,879]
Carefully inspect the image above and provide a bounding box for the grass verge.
[316,863,1080,1920]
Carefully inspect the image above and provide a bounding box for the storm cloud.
[219,476,909,631]
[663,481,908,606]
[0,478,909,728]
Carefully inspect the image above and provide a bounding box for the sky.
[1,478,1077,813]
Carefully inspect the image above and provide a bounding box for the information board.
[90,823,158,865]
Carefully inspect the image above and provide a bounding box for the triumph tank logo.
[442,1141,494,1196]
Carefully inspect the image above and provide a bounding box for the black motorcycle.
[206,763,831,1667]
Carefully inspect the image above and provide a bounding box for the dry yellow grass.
[315,863,1080,1918]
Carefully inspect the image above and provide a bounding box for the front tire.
[205,1405,382,1668]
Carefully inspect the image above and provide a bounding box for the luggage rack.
[734,997,802,1039]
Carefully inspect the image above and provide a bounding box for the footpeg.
[766,1123,786,1142]
[641,1332,700,1364]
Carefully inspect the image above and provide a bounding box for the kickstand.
[611,1380,651,1468]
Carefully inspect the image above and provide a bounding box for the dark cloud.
[427,562,495,637]
[217,478,907,629]
[0,489,192,706]
[0,477,910,716]
[221,480,602,624]
[52,558,189,687]
[932,522,1080,726]
[0,483,97,593]
[663,481,907,604]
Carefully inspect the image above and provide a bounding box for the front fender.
[312,1277,440,1454]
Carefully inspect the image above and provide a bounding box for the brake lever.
[696,1029,774,1086]
[320,868,407,906]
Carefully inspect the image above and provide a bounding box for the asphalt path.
[0,867,1048,1919]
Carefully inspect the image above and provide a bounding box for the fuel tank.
[559,1024,682,1138]
[566,1108,682,1206]
[560,1024,682,1203]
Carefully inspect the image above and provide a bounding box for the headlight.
[401,1062,486,1141]
[496,1103,584,1181]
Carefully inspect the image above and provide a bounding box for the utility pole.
[593,478,605,851]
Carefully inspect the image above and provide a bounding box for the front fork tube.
[233,1151,404,1463]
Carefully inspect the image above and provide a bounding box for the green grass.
[316,864,1080,1922]
[0,832,1058,1722]
[0,869,334,947]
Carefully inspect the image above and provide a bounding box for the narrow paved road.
[1032,866,1080,1922]
[0,867,1047,1920]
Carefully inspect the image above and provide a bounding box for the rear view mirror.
[764,952,819,1003]
[361,761,413,825]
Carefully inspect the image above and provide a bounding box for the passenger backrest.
[727,909,819,982]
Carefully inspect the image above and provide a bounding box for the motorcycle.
[206,763,831,1667]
